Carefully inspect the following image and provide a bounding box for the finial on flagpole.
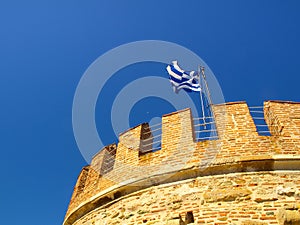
[200,66,213,107]
[200,66,205,77]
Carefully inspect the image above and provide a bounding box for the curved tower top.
[64,100,300,225]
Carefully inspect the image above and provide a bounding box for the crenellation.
[161,108,194,160]
[64,100,300,225]
[115,124,143,168]
[265,101,300,137]
[215,102,258,138]
[265,101,300,155]
[71,166,90,200]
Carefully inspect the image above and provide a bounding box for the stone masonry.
[63,101,300,225]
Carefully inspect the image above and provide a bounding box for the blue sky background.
[1,1,300,224]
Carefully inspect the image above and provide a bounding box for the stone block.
[203,187,252,202]
[277,208,300,225]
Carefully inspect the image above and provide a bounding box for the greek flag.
[166,61,201,93]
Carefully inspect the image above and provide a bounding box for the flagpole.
[198,66,206,129]
[200,66,218,139]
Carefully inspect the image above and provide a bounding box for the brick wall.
[71,172,300,225]
[64,101,300,225]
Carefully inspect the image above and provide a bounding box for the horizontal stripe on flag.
[170,80,201,92]
[166,65,182,80]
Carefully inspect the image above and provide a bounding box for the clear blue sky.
[0,1,299,224]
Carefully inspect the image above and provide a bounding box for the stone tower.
[63,101,300,225]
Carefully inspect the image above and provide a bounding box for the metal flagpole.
[200,66,218,138]
[198,66,206,129]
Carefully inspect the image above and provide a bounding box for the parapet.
[64,100,300,225]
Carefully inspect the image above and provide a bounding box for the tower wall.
[64,101,300,225]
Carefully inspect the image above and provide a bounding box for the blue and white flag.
[166,61,201,93]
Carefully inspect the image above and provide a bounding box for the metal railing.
[140,123,162,153]
[193,117,218,141]
[100,151,116,175]
[139,106,272,153]
[249,106,271,136]
[140,115,219,153]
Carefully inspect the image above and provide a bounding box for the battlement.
[64,101,300,225]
